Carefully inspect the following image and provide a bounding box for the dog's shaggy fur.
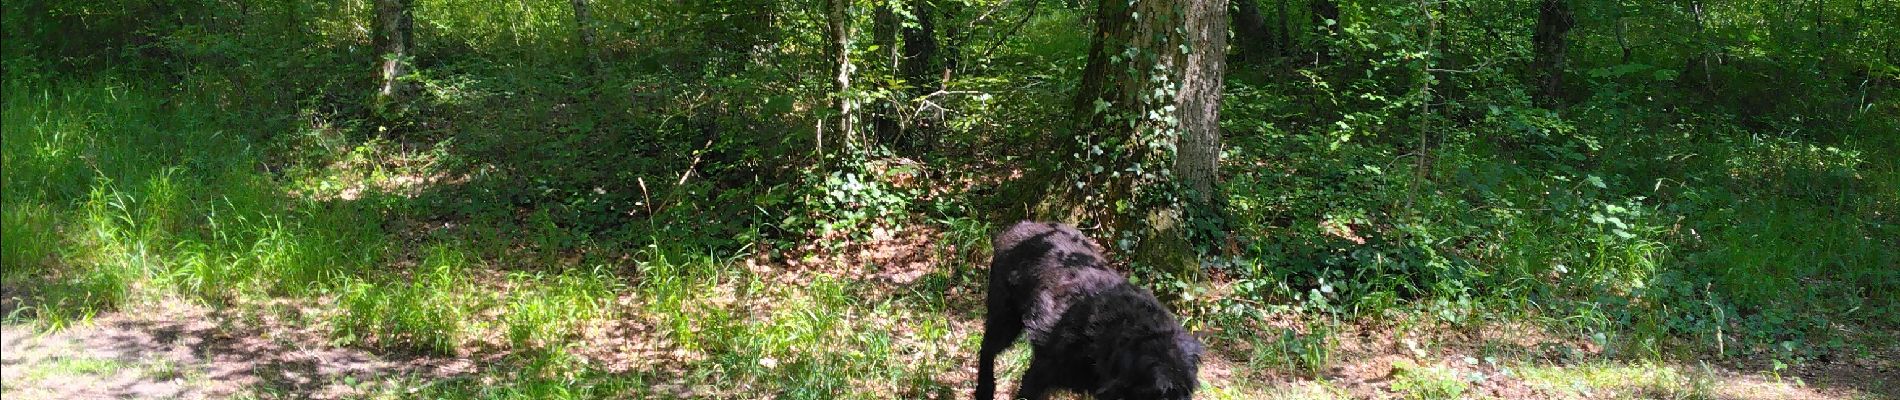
[975,221,1203,400]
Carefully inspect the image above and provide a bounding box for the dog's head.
[1098,331,1203,400]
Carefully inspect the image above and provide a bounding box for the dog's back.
[988,221,1124,342]
[977,221,1200,400]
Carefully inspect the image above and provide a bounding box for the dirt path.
[1,301,473,399]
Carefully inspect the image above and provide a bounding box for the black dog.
[975,221,1202,400]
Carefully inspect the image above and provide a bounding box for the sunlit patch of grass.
[609,245,988,398]
[502,268,619,350]
[1247,324,1336,377]
[27,357,128,378]
[1202,380,1347,400]
[334,244,490,355]
[364,349,652,400]
[1518,361,1717,400]
[1388,360,1469,400]
[0,77,387,329]
[0,202,63,286]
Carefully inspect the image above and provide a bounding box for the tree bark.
[1531,0,1574,107]
[941,0,965,75]
[872,3,900,145]
[571,0,598,74]
[1614,5,1631,64]
[1232,0,1275,63]
[1178,0,1228,212]
[373,0,415,108]
[1275,0,1292,58]
[1070,0,1140,139]
[901,0,944,152]
[1688,0,1714,96]
[824,0,855,151]
[1066,0,1229,272]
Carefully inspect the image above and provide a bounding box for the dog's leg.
[974,309,1024,400]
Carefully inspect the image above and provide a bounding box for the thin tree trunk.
[1276,0,1292,58]
[1614,4,1631,64]
[1689,0,1714,96]
[942,0,966,76]
[1532,0,1574,107]
[1309,0,1340,65]
[1812,0,1825,45]
[373,0,415,108]
[825,0,855,150]
[872,3,900,145]
[1233,0,1274,63]
[1410,0,1435,209]
[901,0,943,152]
[571,0,598,74]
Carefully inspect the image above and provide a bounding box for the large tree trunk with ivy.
[1532,0,1574,107]
[1059,0,1229,272]
[373,0,415,111]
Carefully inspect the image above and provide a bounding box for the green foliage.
[1199,0,1898,367]
[780,158,920,244]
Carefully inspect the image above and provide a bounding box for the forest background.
[1,0,1896,398]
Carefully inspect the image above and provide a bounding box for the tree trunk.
[1688,0,1714,96]
[900,0,944,152]
[1177,0,1229,228]
[872,3,900,145]
[941,0,965,76]
[1531,0,1574,108]
[824,0,855,151]
[373,0,415,110]
[1310,0,1340,33]
[1232,0,1275,63]
[1276,0,1292,57]
[1309,0,1340,65]
[571,0,598,74]
[1065,0,1229,272]
[1614,5,1631,64]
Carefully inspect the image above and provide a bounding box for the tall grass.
[0,77,626,357]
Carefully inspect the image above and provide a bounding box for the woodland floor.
[4,276,1895,400]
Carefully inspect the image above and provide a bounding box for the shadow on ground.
[1,300,474,399]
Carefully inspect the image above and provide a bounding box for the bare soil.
[1,300,472,399]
